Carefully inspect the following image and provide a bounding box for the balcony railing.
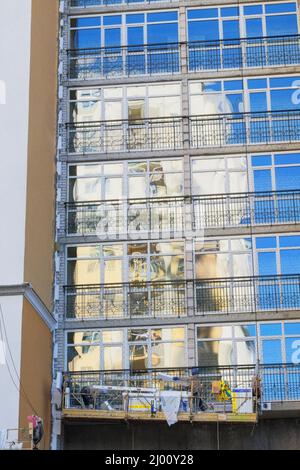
[65,110,300,154]
[64,275,300,320]
[66,35,300,81]
[188,34,300,72]
[193,190,300,229]
[65,190,300,237]
[195,274,300,315]
[63,365,258,419]
[70,0,172,8]
[65,280,187,320]
[66,196,186,237]
[189,110,300,149]
[68,43,181,80]
[62,365,300,419]
[261,364,300,402]
[66,116,182,154]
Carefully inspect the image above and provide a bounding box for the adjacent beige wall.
[19,299,52,450]
[24,0,58,310]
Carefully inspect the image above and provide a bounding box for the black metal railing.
[195,274,300,315]
[260,363,300,402]
[66,196,186,237]
[63,365,258,416]
[65,280,187,320]
[193,190,300,229]
[70,0,170,7]
[188,34,300,72]
[189,110,300,149]
[66,35,300,80]
[64,275,300,320]
[66,116,182,154]
[68,43,181,80]
[65,190,300,237]
[65,110,300,154]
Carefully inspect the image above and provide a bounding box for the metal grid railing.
[70,0,172,7]
[188,34,300,72]
[66,196,186,237]
[260,364,300,402]
[65,280,187,320]
[193,190,300,229]
[66,35,300,81]
[64,275,300,320]
[66,116,182,154]
[189,110,300,149]
[195,274,300,315]
[65,110,300,154]
[65,190,300,237]
[68,43,181,80]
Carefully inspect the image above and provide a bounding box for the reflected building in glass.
[55,0,300,449]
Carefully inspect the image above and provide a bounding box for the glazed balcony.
[64,274,300,321]
[66,35,300,82]
[65,190,300,238]
[65,110,300,155]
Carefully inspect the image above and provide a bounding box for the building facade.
[56,0,300,449]
[0,0,58,449]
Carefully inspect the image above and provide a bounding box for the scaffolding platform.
[62,408,258,423]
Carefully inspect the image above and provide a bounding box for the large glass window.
[196,320,300,401]
[187,3,299,71]
[255,235,300,310]
[68,159,183,202]
[69,83,181,122]
[194,238,253,315]
[247,152,300,225]
[194,238,253,279]
[189,77,300,146]
[255,235,300,276]
[197,324,257,367]
[67,330,123,372]
[68,84,182,153]
[67,159,184,238]
[67,241,185,285]
[66,327,186,372]
[191,155,248,195]
[128,327,185,370]
[197,320,300,366]
[187,3,298,41]
[70,11,179,50]
[189,76,300,116]
[251,152,300,192]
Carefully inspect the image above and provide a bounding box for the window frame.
[65,325,187,371]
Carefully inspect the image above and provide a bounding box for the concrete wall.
[18,299,53,450]
[63,419,300,450]
[24,0,58,310]
[0,296,23,439]
[0,0,32,285]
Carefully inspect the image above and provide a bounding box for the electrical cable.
[0,303,39,416]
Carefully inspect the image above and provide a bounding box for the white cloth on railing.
[160,391,181,426]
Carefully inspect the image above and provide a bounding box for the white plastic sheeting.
[160,391,182,426]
